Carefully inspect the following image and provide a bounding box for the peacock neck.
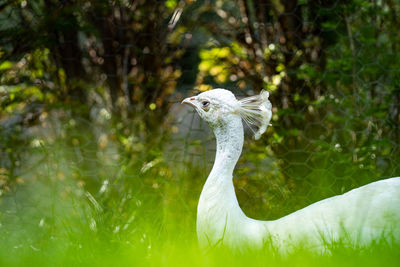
[197,115,251,248]
[211,117,244,180]
[199,115,245,215]
[197,114,270,249]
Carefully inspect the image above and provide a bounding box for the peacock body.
[182,88,400,252]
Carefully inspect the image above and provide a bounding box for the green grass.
[0,227,399,267]
[0,135,399,267]
[0,173,399,267]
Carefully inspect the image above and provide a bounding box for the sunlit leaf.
[0,61,13,71]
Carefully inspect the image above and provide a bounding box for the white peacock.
[182,88,400,252]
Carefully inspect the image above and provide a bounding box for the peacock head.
[182,88,272,140]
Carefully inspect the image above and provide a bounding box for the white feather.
[238,90,272,140]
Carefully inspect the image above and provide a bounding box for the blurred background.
[0,0,399,265]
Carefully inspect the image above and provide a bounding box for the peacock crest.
[238,90,272,140]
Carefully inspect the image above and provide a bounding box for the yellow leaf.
[199,61,211,72]
[209,65,223,76]
[216,73,227,83]
[198,84,212,92]
[149,103,157,110]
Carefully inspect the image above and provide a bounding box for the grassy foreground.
[0,171,399,267]
[0,129,399,267]
[0,229,399,267]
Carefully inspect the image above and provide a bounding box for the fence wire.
[0,0,399,249]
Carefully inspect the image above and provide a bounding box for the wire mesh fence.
[0,0,399,256]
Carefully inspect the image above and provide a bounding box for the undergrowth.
[0,121,398,267]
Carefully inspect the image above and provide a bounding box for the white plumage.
[182,88,400,252]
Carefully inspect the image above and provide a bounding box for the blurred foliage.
[0,0,399,263]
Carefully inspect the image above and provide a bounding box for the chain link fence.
[0,0,399,253]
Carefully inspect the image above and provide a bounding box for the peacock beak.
[181,97,197,108]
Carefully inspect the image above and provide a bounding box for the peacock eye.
[201,100,210,109]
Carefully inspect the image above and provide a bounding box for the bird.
[182,88,400,253]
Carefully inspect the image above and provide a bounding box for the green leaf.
[0,61,13,71]
[165,0,177,9]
